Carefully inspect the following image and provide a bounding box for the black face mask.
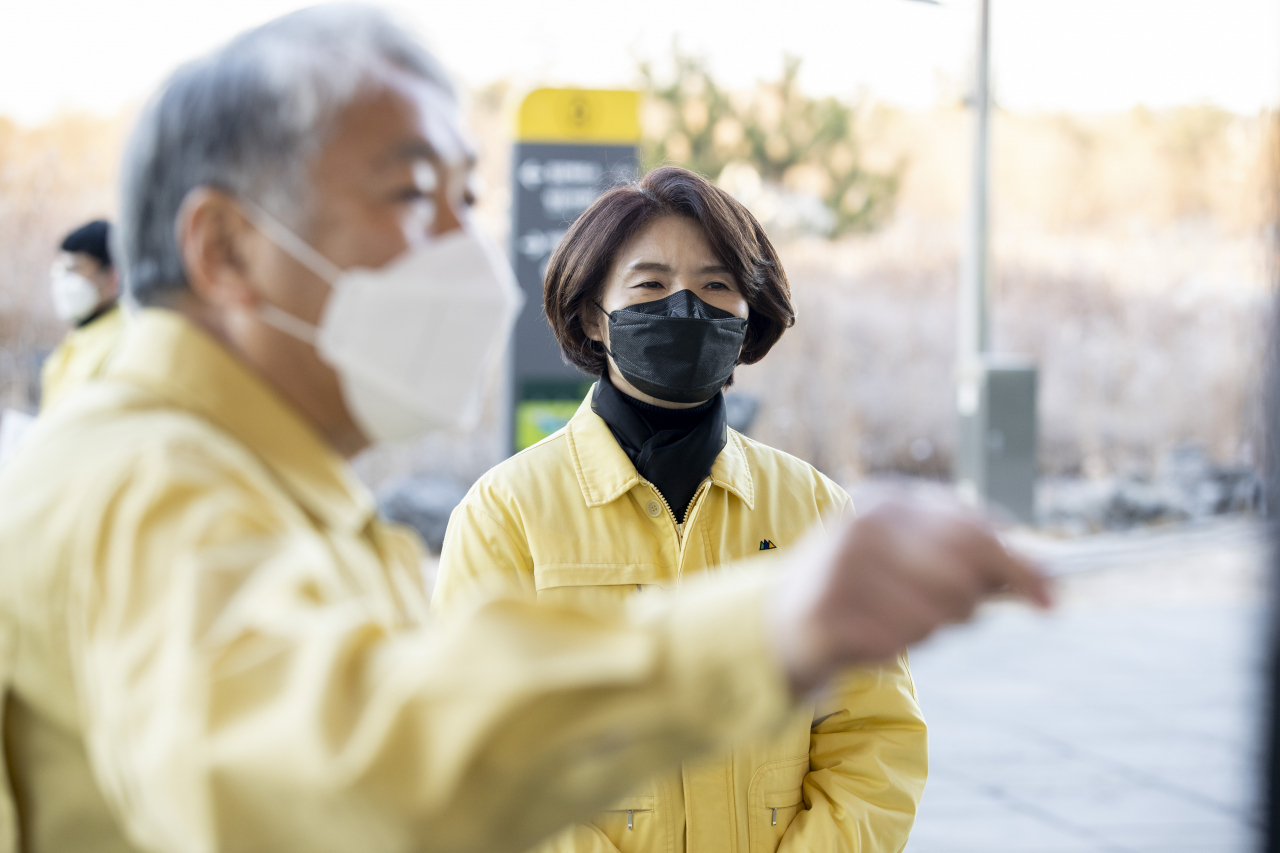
[601,290,749,404]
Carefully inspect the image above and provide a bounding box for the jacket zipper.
[603,807,652,829]
[645,482,679,541]
[629,480,714,835]
[678,481,710,570]
[641,478,711,572]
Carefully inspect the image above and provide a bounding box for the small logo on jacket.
[759,539,777,551]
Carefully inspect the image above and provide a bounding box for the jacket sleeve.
[432,492,538,612]
[816,474,855,528]
[777,652,928,853]
[69,447,794,853]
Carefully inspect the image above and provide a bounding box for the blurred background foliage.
[639,49,900,237]
[0,54,1272,510]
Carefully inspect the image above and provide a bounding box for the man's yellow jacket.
[434,394,929,853]
[0,311,803,853]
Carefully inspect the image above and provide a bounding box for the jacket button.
[646,500,661,517]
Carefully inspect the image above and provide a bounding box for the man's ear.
[175,187,259,310]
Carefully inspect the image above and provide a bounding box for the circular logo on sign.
[568,96,592,129]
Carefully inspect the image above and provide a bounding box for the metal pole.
[953,0,992,507]
[959,0,991,364]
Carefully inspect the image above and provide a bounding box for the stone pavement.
[905,517,1268,853]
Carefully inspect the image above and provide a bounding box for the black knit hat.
[60,220,112,269]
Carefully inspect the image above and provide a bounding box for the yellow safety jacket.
[434,394,929,853]
[0,310,798,853]
[39,304,125,412]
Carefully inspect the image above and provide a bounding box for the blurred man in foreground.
[41,219,124,411]
[0,6,1050,853]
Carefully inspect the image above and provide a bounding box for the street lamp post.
[907,0,1039,524]
[959,0,991,365]
[953,0,1038,524]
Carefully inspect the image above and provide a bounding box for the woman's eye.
[705,280,730,290]
[638,280,664,289]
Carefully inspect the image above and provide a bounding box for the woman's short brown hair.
[543,165,796,376]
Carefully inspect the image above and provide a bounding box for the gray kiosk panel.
[509,142,638,451]
[956,356,1038,524]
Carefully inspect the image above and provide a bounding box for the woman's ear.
[583,301,606,344]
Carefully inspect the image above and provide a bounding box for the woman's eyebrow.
[627,261,733,275]
[628,261,673,273]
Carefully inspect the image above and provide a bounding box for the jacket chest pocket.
[592,794,660,853]
[533,583,643,619]
[532,563,667,618]
[747,756,808,852]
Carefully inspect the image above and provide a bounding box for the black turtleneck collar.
[591,372,727,523]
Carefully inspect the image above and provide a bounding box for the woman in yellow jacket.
[433,166,928,853]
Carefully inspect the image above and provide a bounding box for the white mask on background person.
[239,201,524,444]
[49,265,102,323]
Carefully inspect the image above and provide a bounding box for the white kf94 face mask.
[50,264,102,323]
[241,201,524,444]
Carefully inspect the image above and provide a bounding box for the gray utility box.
[955,354,1038,525]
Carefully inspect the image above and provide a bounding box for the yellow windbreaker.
[0,309,800,853]
[434,395,929,853]
[39,304,125,412]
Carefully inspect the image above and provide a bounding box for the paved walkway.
[905,517,1267,853]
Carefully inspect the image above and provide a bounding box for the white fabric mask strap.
[258,301,320,346]
[237,197,344,285]
[237,197,344,348]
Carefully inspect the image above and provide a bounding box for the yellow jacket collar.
[108,308,376,533]
[564,388,756,510]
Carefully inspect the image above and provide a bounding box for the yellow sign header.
[517,88,640,145]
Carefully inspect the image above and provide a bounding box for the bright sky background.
[1,0,1277,126]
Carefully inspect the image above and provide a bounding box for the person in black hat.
[41,219,125,410]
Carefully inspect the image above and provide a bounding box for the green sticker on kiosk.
[514,380,594,451]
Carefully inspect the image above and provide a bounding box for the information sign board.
[509,89,640,452]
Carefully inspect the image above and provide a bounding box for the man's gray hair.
[117,3,454,305]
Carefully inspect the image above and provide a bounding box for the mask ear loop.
[258,302,320,346]
[236,197,344,347]
[593,301,621,364]
[237,197,344,286]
